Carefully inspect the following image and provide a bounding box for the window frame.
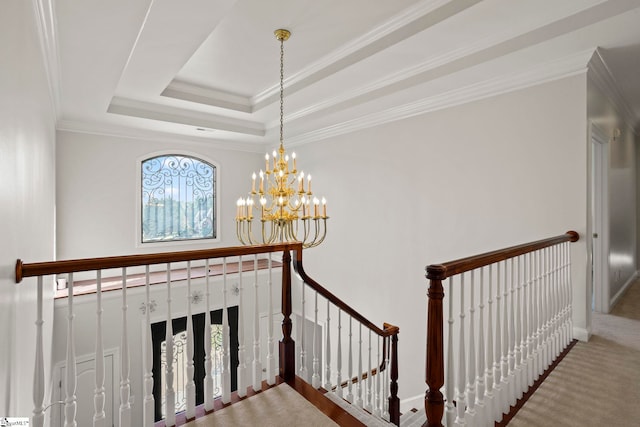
[136,150,220,248]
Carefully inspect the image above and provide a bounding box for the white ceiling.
[50,0,640,151]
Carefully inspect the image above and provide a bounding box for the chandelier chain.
[279,37,284,145]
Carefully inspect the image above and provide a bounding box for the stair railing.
[17,242,400,427]
[15,244,289,427]
[423,231,579,427]
[292,250,401,425]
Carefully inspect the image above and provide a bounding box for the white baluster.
[33,276,45,427]
[65,273,77,427]
[165,265,176,426]
[542,248,550,369]
[567,242,574,341]
[515,257,523,400]
[355,323,363,407]
[484,267,495,425]
[455,274,467,427]
[186,262,196,419]
[119,268,131,427]
[299,281,308,381]
[534,250,543,379]
[237,255,247,398]
[466,272,477,422]
[522,254,531,388]
[508,258,516,406]
[493,263,503,420]
[554,245,562,355]
[312,291,320,388]
[365,329,372,412]
[346,316,353,402]
[204,259,214,411]
[501,262,510,414]
[549,246,558,359]
[528,252,536,386]
[324,300,331,391]
[563,242,571,344]
[335,309,342,398]
[476,268,486,425]
[445,277,455,427]
[221,259,231,404]
[93,271,106,427]
[382,336,390,421]
[253,255,263,391]
[373,335,381,418]
[266,254,276,385]
[142,268,153,426]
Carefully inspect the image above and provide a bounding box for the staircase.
[17,243,399,427]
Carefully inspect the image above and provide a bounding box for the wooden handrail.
[292,250,399,338]
[15,243,301,283]
[426,231,579,280]
[423,230,579,427]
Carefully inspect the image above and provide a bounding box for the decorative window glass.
[141,154,216,243]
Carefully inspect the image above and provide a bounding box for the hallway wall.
[587,67,638,310]
[292,74,589,401]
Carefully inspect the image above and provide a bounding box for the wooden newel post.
[389,331,400,426]
[280,249,295,381]
[424,265,445,427]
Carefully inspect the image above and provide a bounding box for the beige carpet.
[184,383,339,427]
[509,280,640,427]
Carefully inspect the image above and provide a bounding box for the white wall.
[292,75,589,401]
[587,74,637,308]
[56,131,263,260]
[0,0,56,416]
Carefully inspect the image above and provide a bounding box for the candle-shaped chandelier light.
[235,29,328,248]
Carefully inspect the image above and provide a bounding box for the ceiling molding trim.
[587,48,638,131]
[162,80,252,113]
[107,97,265,136]
[287,50,593,147]
[276,25,548,128]
[33,0,62,119]
[251,0,480,109]
[56,119,265,153]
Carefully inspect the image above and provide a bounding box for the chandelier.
[235,29,328,248]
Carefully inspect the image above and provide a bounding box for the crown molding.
[56,119,265,153]
[587,48,638,132]
[162,80,253,113]
[33,0,61,119]
[251,0,479,110]
[107,96,265,136]
[287,49,593,147]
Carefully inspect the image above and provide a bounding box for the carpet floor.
[184,383,339,427]
[508,280,640,426]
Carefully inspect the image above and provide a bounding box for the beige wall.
[293,74,589,401]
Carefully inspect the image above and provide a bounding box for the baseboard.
[573,326,590,342]
[610,271,638,310]
[400,393,424,414]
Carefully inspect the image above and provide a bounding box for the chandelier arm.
[246,220,257,245]
[238,220,250,246]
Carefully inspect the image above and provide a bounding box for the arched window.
[141,154,216,243]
